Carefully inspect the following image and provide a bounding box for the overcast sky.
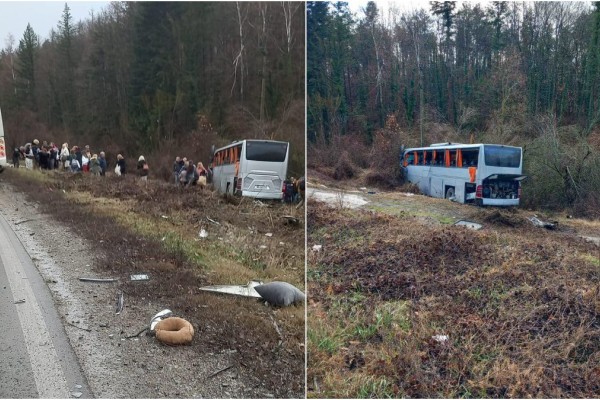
[0,1,109,50]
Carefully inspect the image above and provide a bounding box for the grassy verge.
[4,168,305,397]
[308,199,600,398]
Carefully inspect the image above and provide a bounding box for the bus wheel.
[445,186,455,200]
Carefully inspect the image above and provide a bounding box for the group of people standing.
[11,139,149,180]
[172,156,208,187]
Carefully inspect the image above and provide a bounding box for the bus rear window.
[245,141,288,162]
[484,145,521,168]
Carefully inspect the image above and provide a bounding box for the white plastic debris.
[199,229,208,238]
[432,334,449,343]
[265,232,273,237]
[259,245,267,249]
[150,309,173,331]
[279,242,285,246]
[161,215,169,219]
[312,244,322,252]
[454,220,483,230]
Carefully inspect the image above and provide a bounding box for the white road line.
[0,223,69,398]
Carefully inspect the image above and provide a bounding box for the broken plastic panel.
[199,280,263,298]
[150,309,173,331]
[454,220,483,230]
[130,274,149,281]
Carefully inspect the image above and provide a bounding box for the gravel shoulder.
[0,179,299,398]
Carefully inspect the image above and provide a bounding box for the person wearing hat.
[12,148,20,168]
[116,154,126,175]
[32,139,40,168]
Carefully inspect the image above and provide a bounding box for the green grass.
[356,376,396,398]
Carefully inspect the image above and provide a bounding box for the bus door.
[430,177,444,198]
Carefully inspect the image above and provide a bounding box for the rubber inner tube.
[154,317,194,345]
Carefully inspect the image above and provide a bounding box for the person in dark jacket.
[116,154,127,175]
[99,152,107,176]
[12,148,20,168]
[173,156,182,185]
[38,146,50,170]
[137,155,148,181]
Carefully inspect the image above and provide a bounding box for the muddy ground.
[307,171,600,398]
[0,168,305,399]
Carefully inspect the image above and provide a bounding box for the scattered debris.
[359,187,367,191]
[154,317,195,345]
[432,334,449,343]
[199,229,208,238]
[199,281,263,298]
[115,291,124,314]
[206,365,234,379]
[67,322,92,332]
[265,232,273,237]
[14,299,25,304]
[253,200,267,207]
[312,244,322,252]
[259,245,268,249]
[125,327,148,339]
[71,391,83,398]
[528,215,557,230]
[454,220,483,230]
[206,216,221,225]
[161,215,169,219]
[130,274,149,281]
[150,309,173,331]
[269,314,284,346]
[79,277,117,283]
[14,218,36,225]
[254,281,306,307]
[283,215,300,225]
[279,242,285,246]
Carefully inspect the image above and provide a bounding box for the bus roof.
[404,143,521,152]
[214,139,289,152]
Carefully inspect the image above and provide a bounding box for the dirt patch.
[2,169,304,398]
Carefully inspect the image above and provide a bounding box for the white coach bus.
[401,143,526,206]
[211,139,289,200]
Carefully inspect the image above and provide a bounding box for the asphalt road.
[0,211,91,398]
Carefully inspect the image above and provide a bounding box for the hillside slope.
[307,171,600,398]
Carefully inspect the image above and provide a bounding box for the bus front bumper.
[242,190,283,200]
[480,198,520,207]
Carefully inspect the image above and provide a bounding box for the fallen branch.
[15,218,36,225]
[206,216,221,225]
[125,327,148,339]
[206,365,234,379]
[79,277,118,283]
[67,322,92,332]
[269,313,283,346]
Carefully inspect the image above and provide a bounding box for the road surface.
[0,211,91,398]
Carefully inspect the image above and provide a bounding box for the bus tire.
[445,186,455,200]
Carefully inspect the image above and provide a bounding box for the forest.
[0,1,305,177]
[308,1,600,215]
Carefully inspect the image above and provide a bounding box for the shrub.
[333,152,356,180]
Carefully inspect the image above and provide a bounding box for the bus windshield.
[245,141,288,162]
[483,145,521,168]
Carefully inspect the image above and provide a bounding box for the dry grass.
[5,168,305,398]
[307,198,600,398]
